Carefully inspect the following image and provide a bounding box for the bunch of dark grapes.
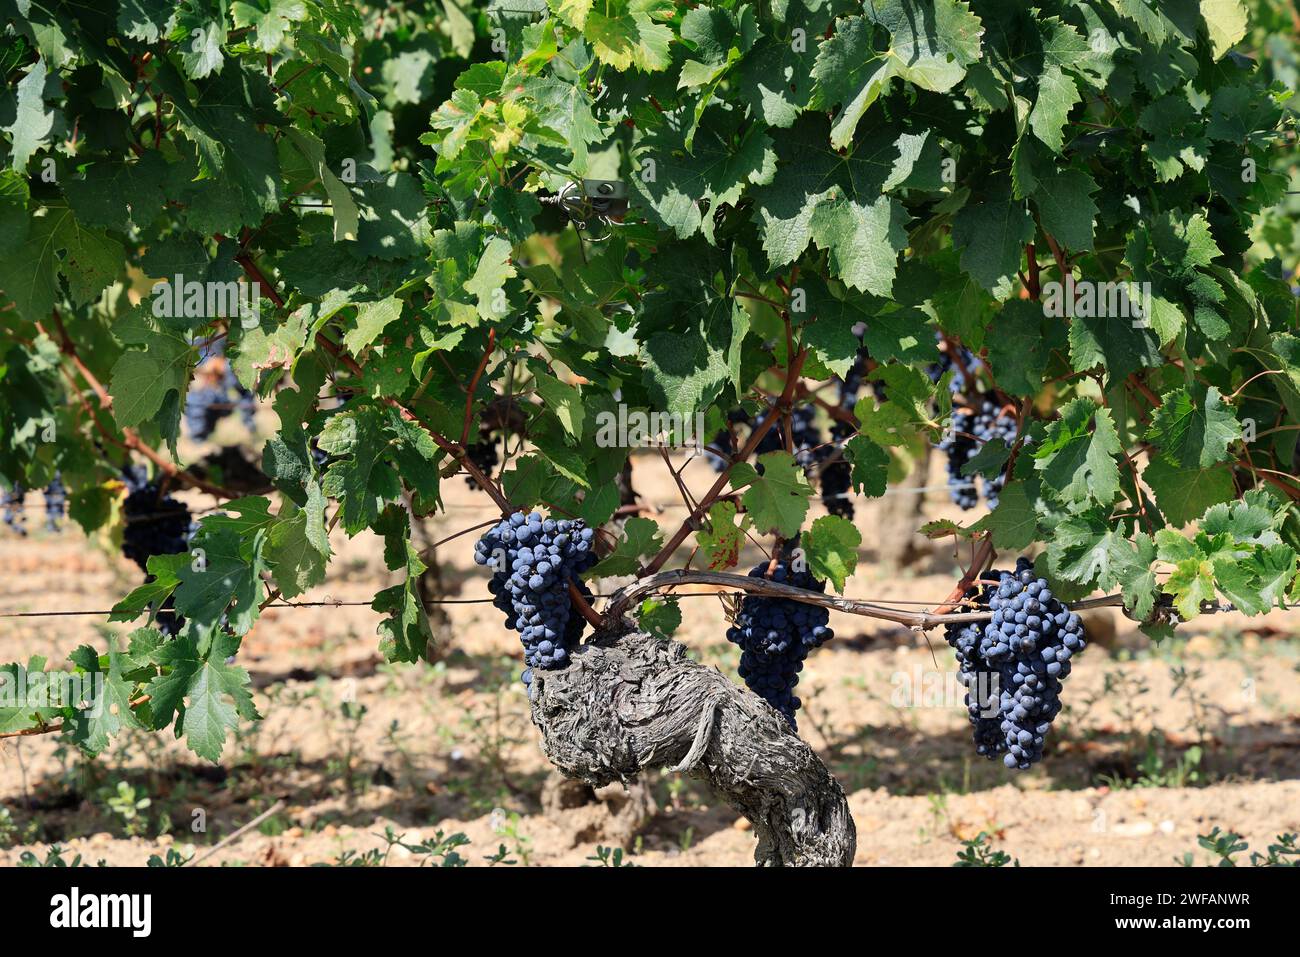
[465,436,499,490]
[121,477,194,573]
[184,367,257,440]
[223,366,256,429]
[726,551,834,728]
[944,558,1086,769]
[184,385,226,440]
[840,347,887,404]
[706,408,751,472]
[120,468,194,636]
[750,404,823,477]
[821,421,855,519]
[927,337,979,394]
[939,406,979,508]
[474,511,598,686]
[970,397,1017,508]
[3,485,25,535]
[939,394,1017,510]
[43,474,66,532]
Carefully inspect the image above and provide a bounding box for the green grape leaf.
[175,526,267,636]
[697,500,747,570]
[1032,167,1098,253]
[960,438,1011,479]
[532,371,585,442]
[1145,385,1241,469]
[147,629,259,762]
[108,307,193,431]
[1161,555,1218,619]
[232,0,310,53]
[734,3,827,128]
[63,153,168,232]
[636,596,682,640]
[343,297,404,354]
[641,293,748,419]
[971,480,1038,549]
[588,516,663,577]
[985,300,1051,396]
[463,236,517,321]
[523,76,605,174]
[64,644,140,755]
[731,452,812,539]
[1138,95,1209,183]
[5,58,53,171]
[811,2,983,148]
[264,484,332,600]
[752,114,916,295]
[373,566,435,664]
[1032,399,1122,510]
[951,182,1033,298]
[630,106,775,240]
[1199,0,1247,59]
[802,514,861,593]
[564,0,674,72]
[0,658,66,734]
[320,406,402,533]
[118,0,172,42]
[843,434,890,498]
[1143,459,1235,527]
[1028,65,1080,153]
[284,127,359,241]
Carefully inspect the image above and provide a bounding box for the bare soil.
[1,451,1297,867]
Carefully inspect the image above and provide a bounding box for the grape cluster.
[749,405,824,478]
[474,511,598,685]
[938,394,1017,510]
[927,338,980,394]
[970,397,1017,509]
[184,366,257,440]
[706,408,752,472]
[944,558,1087,769]
[939,406,979,509]
[3,485,25,535]
[789,405,824,473]
[840,347,887,404]
[120,472,194,573]
[726,553,834,728]
[821,421,855,519]
[184,385,225,440]
[465,437,499,490]
[43,474,66,532]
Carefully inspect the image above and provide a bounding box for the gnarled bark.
[528,626,856,866]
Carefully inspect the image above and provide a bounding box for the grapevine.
[726,545,834,728]
[474,511,598,685]
[945,559,1087,769]
[0,0,1296,871]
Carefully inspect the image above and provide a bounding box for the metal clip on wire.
[542,180,628,257]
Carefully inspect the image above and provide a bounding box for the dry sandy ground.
[1,449,1298,867]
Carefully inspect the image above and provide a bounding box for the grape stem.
[231,250,512,513]
[603,571,1189,631]
[635,347,808,583]
[40,314,239,500]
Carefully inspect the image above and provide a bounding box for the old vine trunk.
[527,626,856,866]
